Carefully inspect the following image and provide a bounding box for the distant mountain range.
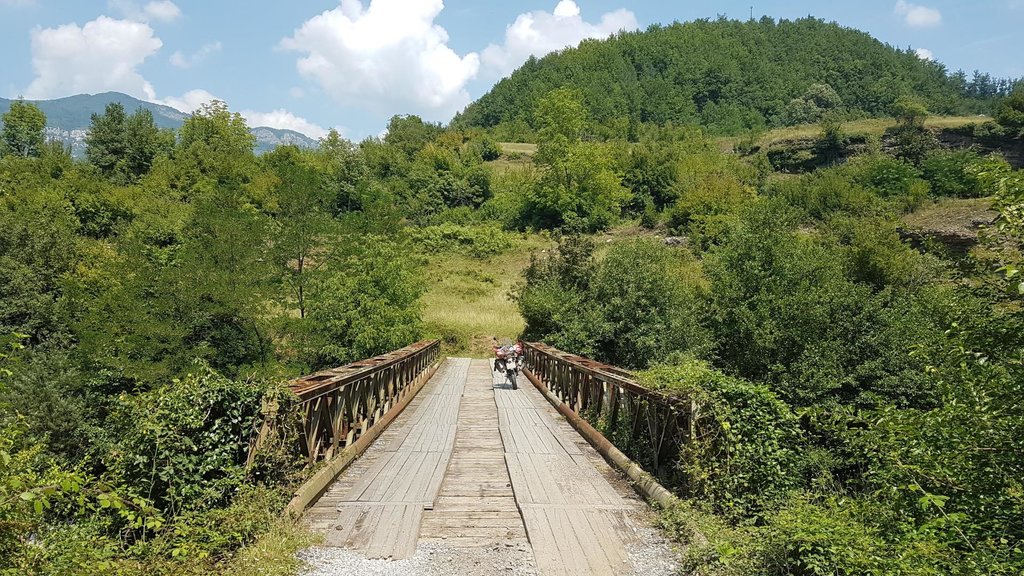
[0,92,318,156]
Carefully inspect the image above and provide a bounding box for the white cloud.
[156,88,219,113]
[241,109,330,139]
[109,0,181,23]
[289,87,306,99]
[481,1,639,79]
[915,47,934,60]
[25,16,162,100]
[281,0,480,120]
[170,41,222,68]
[894,1,942,27]
[144,0,180,22]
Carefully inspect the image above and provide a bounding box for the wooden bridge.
[263,341,690,575]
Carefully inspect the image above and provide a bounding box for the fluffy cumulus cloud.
[281,0,480,120]
[170,41,222,68]
[109,0,182,23]
[156,88,219,113]
[240,109,330,139]
[481,1,639,78]
[25,16,162,100]
[915,47,934,60]
[894,1,942,27]
[157,90,327,139]
[143,0,181,22]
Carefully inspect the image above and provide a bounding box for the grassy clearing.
[498,142,538,156]
[420,233,553,357]
[417,223,694,357]
[901,197,997,233]
[718,115,986,150]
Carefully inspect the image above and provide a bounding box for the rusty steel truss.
[522,342,694,487]
[288,340,440,465]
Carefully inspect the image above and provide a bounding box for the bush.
[768,168,877,220]
[643,361,803,519]
[705,199,944,408]
[920,149,984,198]
[842,154,925,198]
[105,364,267,514]
[517,237,712,369]
[408,223,517,258]
[304,238,424,369]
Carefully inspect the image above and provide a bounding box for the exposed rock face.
[663,236,688,247]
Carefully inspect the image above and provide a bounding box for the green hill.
[455,17,1014,136]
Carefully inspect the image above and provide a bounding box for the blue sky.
[1,1,1021,139]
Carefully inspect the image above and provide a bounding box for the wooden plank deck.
[496,370,635,576]
[305,357,653,574]
[309,359,468,559]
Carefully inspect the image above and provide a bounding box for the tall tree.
[174,100,256,191]
[995,87,1024,137]
[528,89,629,231]
[86,103,173,184]
[1,99,46,158]
[264,146,332,319]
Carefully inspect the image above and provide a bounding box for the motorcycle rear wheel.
[507,370,517,390]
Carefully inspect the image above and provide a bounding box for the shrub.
[768,168,877,220]
[842,154,925,198]
[920,149,984,198]
[517,237,712,369]
[705,199,944,408]
[105,364,267,514]
[408,223,517,258]
[304,238,424,369]
[642,361,803,520]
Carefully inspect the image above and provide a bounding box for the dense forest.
[2,15,1024,576]
[456,17,1021,137]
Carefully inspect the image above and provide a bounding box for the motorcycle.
[493,340,523,390]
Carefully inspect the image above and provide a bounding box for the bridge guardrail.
[522,342,693,488]
[284,340,440,465]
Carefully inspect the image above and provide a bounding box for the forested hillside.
[456,17,1019,136]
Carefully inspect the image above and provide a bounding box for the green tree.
[173,100,256,191]
[383,115,442,159]
[304,238,424,369]
[891,96,928,128]
[815,112,849,166]
[528,89,629,231]
[0,187,79,344]
[994,86,1024,137]
[86,103,173,184]
[782,83,843,125]
[264,146,333,320]
[1,99,46,158]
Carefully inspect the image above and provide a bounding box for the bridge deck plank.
[496,370,637,576]
[309,358,468,559]
[304,357,669,573]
